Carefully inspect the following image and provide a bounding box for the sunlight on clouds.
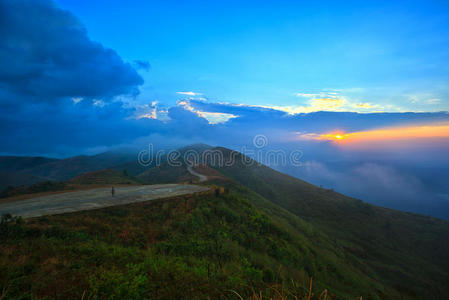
[135,102,170,121]
[263,98,379,114]
[297,122,449,148]
[354,102,377,109]
[177,100,238,124]
[196,111,238,124]
[137,108,157,119]
[310,98,345,110]
[259,98,344,114]
[291,89,385,113]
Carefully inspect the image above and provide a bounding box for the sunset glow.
[316,123,449,146]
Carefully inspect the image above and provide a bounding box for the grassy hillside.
[0,156,59,190]
[137,163,196,184]
[23,152,136,181]
[0,188,381,299]
[0,172,49,192]
[0,156,59,173]
[209,147,449,299]
[2,146,449,298]
[70,169,142,185]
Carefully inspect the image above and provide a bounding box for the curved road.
[186,165,208,182]
[0,184,209,219]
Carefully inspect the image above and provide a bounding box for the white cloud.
[427,98,441,105]
[196,111,238,124]
[176,91,202,96]
[134,102,168,121]
[137,110,157,119]
[295,92,320,98]
[93,99,105,107]
[295,90,342,99]
[177,100,238,124]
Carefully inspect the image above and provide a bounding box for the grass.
[208,148,449,299]
[0,188,374,299]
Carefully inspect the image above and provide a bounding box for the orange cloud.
[308,122,449,148]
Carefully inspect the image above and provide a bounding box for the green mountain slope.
[137,163,196,184]
[207,147,449,299]
[24,152,136,181]
[69,169,142,185]
[1,145,449,298]
[0,156,60,190]
[1,185,393,299]
[0,156,59,173]
[0,171,50,191]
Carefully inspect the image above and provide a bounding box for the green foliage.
[0,213,24,239]
[0,191,361,299]
[211,149,449,299]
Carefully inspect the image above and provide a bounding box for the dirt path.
[186,165,208,182]
[0,184,209,218]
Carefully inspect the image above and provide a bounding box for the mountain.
[0,152,137,188]
[0,171,49,192]
[137,163,196,184]
[69,169,142,185]
[22,152,136,181]
[132,145,449,298]
[0,156,59,173]
[1,145,449,299]
[0,156,60,190]
[0,145,215,188]
[207,147,449,298]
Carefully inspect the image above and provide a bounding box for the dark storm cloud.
[0,0,143,105]
[133,60,151,71]
[0,0,145,155]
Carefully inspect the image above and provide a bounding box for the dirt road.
[0,184,209,218]
[186,165,208,182]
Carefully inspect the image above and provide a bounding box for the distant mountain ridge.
[0,152,137,190]
[69,169,142,185]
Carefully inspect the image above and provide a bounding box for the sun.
[316,131,347,142]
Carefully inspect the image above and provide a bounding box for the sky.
[55,0,449,113]
[1,0,449,218]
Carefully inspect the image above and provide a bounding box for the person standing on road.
[111,186,115,196]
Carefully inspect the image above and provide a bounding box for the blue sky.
[56,0,449,112]
[1,0,448,155]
